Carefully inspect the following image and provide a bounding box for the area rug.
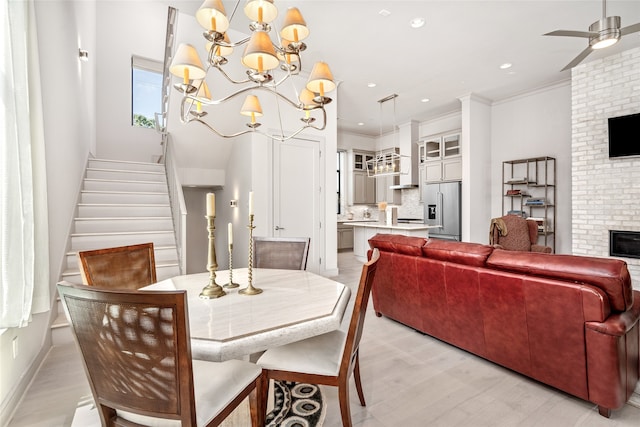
[266,381,326,427]
[72,381,325,427]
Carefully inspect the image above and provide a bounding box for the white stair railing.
[164,136,187,275]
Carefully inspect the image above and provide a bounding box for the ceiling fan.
[544,0,640,71]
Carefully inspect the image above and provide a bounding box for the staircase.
[52,158,181,344]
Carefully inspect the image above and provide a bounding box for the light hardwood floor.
[8,251,640,426]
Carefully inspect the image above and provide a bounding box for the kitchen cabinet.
[353,151,374,171]
[348,150,376,205]
[353,171,376,205]
[337,222,354,250]
[351,222,435,261]
[420,131,462,185]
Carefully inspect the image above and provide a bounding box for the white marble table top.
[144,268,351,362]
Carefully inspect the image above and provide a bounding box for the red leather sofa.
[368,234,640,417]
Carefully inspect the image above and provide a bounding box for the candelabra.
[200,215,227,299]
[225,242,239,289]
[239,214,262,295]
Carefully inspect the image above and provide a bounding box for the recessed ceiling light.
[358,122,365,126]
[379,9,391,17]
[410,17,425,29]
[499,63,512,69]
[421,98,430,103]
[367,83,377,88]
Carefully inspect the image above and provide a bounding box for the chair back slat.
[253,237,310,270]
[57,282,196,425]
[78,242,157,289]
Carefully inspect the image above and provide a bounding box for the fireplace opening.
[610,230,640,259]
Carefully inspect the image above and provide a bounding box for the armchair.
[489,214,552,253]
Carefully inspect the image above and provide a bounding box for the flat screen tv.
[608,112,640,158]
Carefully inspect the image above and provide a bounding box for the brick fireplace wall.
[572,47,640,289]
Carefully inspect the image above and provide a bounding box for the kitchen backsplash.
[341,188,424,221]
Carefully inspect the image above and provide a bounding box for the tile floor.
[7,251,640,427]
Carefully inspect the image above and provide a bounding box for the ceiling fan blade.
[561,46,593,71]
[544,29,597,38]
[621,22,640,35]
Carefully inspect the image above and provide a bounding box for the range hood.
[389,120,419,189]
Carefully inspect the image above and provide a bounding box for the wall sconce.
[78,48,89,62]
[230,200,238,208]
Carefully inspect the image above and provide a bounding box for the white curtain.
[1,0,50,328]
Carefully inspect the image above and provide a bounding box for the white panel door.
[272,137,324,273]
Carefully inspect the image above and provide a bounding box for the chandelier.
[367,94,408,177]
[168,0,336,141]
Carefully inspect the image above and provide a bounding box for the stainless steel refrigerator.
[423,181,461,241]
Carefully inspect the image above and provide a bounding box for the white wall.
[491,81,572,254]
[1,0,96,421]
[95,1,166,162]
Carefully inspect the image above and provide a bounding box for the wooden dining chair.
[253,236,311,270]
[77,242,157,289]
[256,248,380,427]
[56,281,264,427]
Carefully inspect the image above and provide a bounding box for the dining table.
[143,268,351,362]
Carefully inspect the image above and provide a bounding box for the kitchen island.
[351,222,440,261]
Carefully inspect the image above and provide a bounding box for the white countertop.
[349,221,441,231]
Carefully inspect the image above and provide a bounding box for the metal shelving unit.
[502,156,556,252]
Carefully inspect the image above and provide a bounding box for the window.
[131,56,163,129]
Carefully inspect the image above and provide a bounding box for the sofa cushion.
[486,249,633,312]
[368,234,426,257]
[422,239,494,267]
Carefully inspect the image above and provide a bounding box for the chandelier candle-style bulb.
[307,62,336,102]
[281,7,309,43]
[242,30,279,73]
[241,95,263,127]
[244,0,277,24]
[170,43,206,93]
[196,0,229,33]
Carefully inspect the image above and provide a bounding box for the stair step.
[86,168,166,182]
[78,203,171,218]
[65,244,179,269]
[83,178,168,192]
[70,230,176,251]
[73,217,174,233]
[80,190,170,205]
[88,158,165,173]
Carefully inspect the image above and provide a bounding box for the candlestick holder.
[239,214,262,295]
[200,215,226,299]
[224,243,239,288]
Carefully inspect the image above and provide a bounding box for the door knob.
[275,226,285,230]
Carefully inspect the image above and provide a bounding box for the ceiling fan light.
[591,37,619,49]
